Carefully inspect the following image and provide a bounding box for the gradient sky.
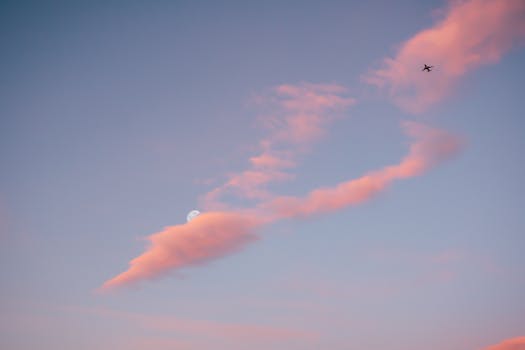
[1,1,525,349]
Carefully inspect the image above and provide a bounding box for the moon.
[186,210,201,222]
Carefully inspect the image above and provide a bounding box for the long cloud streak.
[101,119,461,290]
[363,0,525,113]
[267,121,462,218]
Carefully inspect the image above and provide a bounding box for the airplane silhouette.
[422,64,433,72]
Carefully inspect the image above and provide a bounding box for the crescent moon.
[187,210,201,222]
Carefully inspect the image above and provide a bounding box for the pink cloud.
[100,211,263,291]
[202,82,355,209]
[275,83,352,113]
[484,337,525,350]
[363,0,525,113]
[250,153,295,169]
[270,83,355,145]
[267,121,462,218]
[225,169,295,200]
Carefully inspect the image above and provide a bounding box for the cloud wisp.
[266,121,462,219]
[202,83,356,209]
[363,0,525,113]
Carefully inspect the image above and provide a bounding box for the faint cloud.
[74,305,318,344]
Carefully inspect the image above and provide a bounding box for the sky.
[1,0,525,349]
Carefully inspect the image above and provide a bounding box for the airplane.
[422,64,434,72]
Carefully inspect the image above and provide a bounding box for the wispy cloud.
[266,121,462,218]
[363,0,525,113]
[484,337,525,350]
[202,82,356,209]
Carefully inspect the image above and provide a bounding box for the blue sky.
[1,1,524,349]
